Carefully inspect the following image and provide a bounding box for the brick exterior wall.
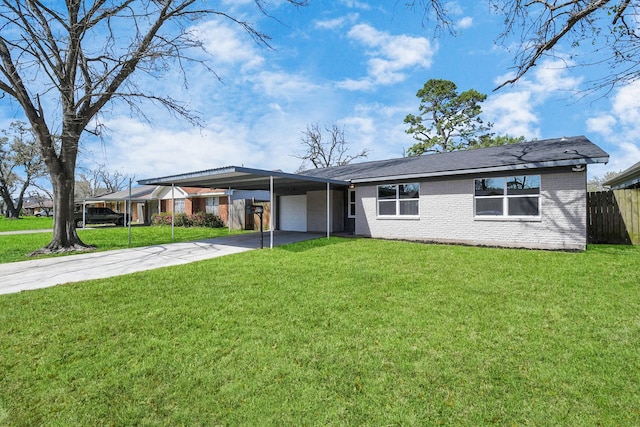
[219,196,229,224]
[354,167,587,250]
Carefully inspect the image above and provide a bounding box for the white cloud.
[586,80,640,173]
[444,1,464,15]
[251,71,323,101]
[338,23,436,90]
[340,0,371,10]
[586,115,617,138]
[314,14,359,30]
[191,20,264,72]
[336,78,375,91]
[485,58,583,139]
[611,80,640,125]
[456,16,473,29]
[82,117,263,179]
[484,91,540,139]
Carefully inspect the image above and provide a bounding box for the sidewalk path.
[0,228,54,235]
[0,232,320,295]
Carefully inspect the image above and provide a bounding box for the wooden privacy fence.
[587,190,640,245]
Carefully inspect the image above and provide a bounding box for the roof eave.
[607,177,640,190]
[603,163,640,187]
[350,157,609,184]
[139,166,351,187]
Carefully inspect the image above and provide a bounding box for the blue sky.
[2,0,639,184]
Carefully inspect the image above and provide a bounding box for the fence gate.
[587,190,640,245]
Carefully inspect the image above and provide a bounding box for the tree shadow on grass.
[276,236,357,253]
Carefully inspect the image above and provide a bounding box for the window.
[474,175,540,217]
[174,199,185,213]
[377,183,419,217]
[206,197,220,216]
[348,189,356,218]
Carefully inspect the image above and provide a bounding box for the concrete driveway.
[0,232,321,295]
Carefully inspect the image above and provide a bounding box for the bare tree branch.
[0,0,308,252]
[293,123,370,171]
[491,0,640,92]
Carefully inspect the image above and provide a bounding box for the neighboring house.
[139,136,609,251]
[80,185,156,224]
[23,199,54,216]
[82,185,269,229]
[603,161,640,189]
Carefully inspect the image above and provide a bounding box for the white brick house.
[140,136,608,251]
[301,136,608,251]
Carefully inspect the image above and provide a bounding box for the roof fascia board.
[350,158,609,184]
[83,197,149,203]
[138,167,238,185]
[609,177,640,190]
[604,164,640,187]
[139,166,350,187]
[245,168,351,186]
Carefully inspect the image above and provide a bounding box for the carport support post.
[326,182,330,239]
[128,178,132,246]
[228,187,232,234]
[171,183,175,240]
[270,175,274,249]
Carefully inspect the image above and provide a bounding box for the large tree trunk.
[30,168,93,255]
[0,188,19,218]
[30,130,94,255]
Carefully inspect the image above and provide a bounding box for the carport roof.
[138,166,351,191]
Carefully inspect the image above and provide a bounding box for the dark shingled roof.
[300,136,609,183]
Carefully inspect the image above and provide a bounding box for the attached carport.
[78,185,157,228]
[138,166,350,248]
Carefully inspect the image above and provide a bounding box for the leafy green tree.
[476,134,528,148]
[404,79,493,155]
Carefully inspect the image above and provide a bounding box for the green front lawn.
[0,226,245,264]
[0,216,53,231]
[1,238,639,425]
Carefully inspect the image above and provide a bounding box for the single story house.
[604,161,640,189]
[82,185,269,229]
[139,136,609,251]
[23,199,54,216]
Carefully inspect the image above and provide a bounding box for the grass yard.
[0,216,53,232]
[1,238,639,425]
[0,225,244,264]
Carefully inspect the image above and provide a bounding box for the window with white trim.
[474,175,540,217]
[205,197,220,215]
[174,199,186,213]
[348,189,356,218]
[377,183,419,217]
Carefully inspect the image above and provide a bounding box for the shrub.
[151,212,224,228]
[152,212,172,226]
[173,213,191,227]
[192,212,224,228]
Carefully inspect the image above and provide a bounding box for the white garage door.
[279,195,307,232]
